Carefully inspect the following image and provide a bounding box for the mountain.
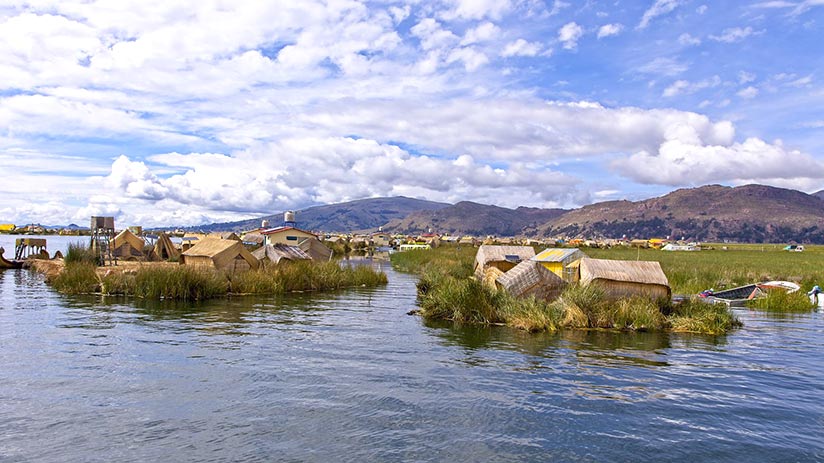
[812,190,824,201]
[192,196,450,233]
[383,201,567,236]
[540,184,824,243]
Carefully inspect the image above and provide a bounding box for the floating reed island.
[391,244,820,335]
[35,241,387,301]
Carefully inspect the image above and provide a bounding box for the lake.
[1,235,823,462]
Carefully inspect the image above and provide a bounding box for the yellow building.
[261,226,317,246]
[0,224,15,233]
[531,248,586,283]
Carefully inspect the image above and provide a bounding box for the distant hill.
[541,184,824,243]
[192,196,450,233]
[383,201,567,236]
[812,190,824,201]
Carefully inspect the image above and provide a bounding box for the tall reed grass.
[746,289,815,312]
[63,241,99,266]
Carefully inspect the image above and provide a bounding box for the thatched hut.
[473,245,535,279]
[181,238,259,272]
[209,232,241,241]
[241,232,265,247]
[153,233,180,261]
[496,260,567,301]
[252,244,311,265]
[112,229,145,260]
[578,257,670,300]
[532,248,586,283]
[299,237,333,261]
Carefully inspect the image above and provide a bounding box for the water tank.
[261,219,270,229]
[284,211,296,224]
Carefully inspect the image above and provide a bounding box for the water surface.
[1,255,823,462]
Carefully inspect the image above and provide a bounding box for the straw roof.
[474,245,535,270]
[579,258,668,286]
[113,229,144,251]
[241,232,265,246]
[153,232,180,261]
[497,260,566,301]
[182,238,259,270]
[209,232,241,241]
[299,237,333,261]
[252,244,311,265]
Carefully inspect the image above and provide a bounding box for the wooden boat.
[701,280,800,307]
[0,247,23,269]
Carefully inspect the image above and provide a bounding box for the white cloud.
[696,5,708,14]
[460,22,500,45]
[558,22,584,50]
[548,0,571,16]
[710,27,756,43]
[638,0,683,29]
[597,23,624,39]
[738,71,756,84]
[639,57,688,76]
[678,33,701,46]
[440,0,512,20]
[501,39,542,57]
[615,138,823,186]
[737,86,759,99]
[663,76,721,97]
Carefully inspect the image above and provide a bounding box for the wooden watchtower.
[90,216,116,266]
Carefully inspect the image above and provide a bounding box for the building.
[152,233,180,261]
[473,245,535,280]
[112,229,146,260]
[252,244,312,266]
[181,238,259,272]
[496,260,567,302]
[578,257,671,301]
[531,248,586,283]
[261,226,317,246]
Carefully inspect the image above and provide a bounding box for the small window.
[286,236,298,241]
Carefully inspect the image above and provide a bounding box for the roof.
[182,237,239,257]
[113,229,144,250]
[474,245,535,269]
[532,248,585,264]
[252,244,311,264]
[496,260,565,299]
[260,226,317,237]
[579,257,669,287]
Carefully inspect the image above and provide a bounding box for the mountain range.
[193,184,824,243]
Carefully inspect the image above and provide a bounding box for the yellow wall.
[265,229,316,245]
[540,262,564,278]
[0,224,15,232]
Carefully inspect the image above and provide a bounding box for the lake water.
[1,235,823,462]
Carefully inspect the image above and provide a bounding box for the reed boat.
[0,247,23,269]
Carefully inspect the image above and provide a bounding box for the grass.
[745,288,815,312]
[63,241,99,266]
[393,244,745,334]
[50,245,388,301]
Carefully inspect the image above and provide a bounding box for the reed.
[131,266,228,300]
[63,241,98,266]
[667,298,742,334]
[746,289,815,312]
[51,262,99,294]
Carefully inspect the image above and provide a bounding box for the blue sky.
[0,0,822,227]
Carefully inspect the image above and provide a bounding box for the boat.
[700,280,800,307]
[0,247,23,269]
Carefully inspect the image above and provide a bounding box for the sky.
[1,0,823,228]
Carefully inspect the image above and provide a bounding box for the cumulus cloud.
[597,23,623,39]
[558,22,583,50]
[638,0,683,29]
[638,57,688,76]
[663,76,721,97]
[615,138,824,186]
[737,86,759,99]
[501,38,542,57]
[678,33,701,46]
[710,27,757,43]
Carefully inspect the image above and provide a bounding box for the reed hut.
[181,238,259,272]
[153,233,180,261]
[253,244,312,266]
[473,245,535,280]
[578,257,670,300]
[241,232,265,247]
[209,232,241,241]
[531,248,586,283]
[112,229,145,260]
[496,260,567,301]
[299,237,333,261]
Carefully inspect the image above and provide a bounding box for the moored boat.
[0,247,24,269]
[701,280,800,307]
